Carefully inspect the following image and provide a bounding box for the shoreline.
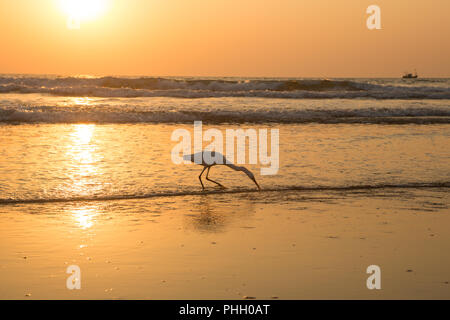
[1,183,449,205]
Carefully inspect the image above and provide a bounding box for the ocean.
[0,75,449,299]
[0,76,450,124]
[0,75,449,202]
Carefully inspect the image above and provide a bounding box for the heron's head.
[240,167,261,191]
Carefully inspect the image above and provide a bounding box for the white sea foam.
[0,76,448,123]
[0,104,449,124]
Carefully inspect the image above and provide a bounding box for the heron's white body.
[184,151,261,190]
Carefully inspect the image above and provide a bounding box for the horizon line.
[1,72,449,79]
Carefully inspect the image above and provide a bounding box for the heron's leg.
[205,167,226,188]
[199,166,207,190]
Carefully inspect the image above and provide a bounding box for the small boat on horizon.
[402,70,418,79]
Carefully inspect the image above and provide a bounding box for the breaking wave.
[1,105,449,124]
[1,76,449,99]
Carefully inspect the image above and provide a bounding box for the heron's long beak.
[252,178,261,191]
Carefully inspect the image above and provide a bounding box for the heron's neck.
[225,163,243,171]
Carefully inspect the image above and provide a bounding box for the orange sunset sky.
[0,0,449,77]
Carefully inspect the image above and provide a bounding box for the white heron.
[183,151,261,191]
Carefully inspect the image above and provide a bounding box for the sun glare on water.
[59,0,108,29]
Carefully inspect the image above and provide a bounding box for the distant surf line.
[1,76,449,100]
[0,182,448,206]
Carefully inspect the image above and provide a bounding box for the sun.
[60,0,108,28]
[60,0,107,20]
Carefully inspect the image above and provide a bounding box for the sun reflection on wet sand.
[72,206,97,229]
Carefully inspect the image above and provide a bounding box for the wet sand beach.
[1,187,449,299]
